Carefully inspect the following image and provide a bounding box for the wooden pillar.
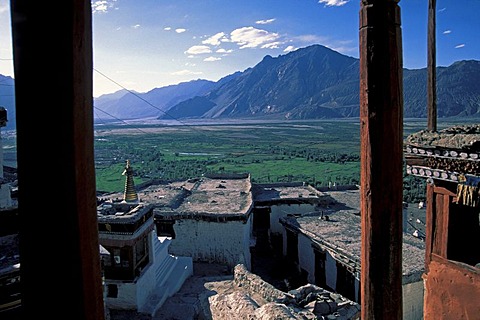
[10,1,105,319]
[427,0,437,132]
[359,1,404,319]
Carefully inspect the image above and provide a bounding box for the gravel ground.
[109,262,235,320]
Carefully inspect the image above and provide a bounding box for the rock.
[209,291,258,320]
[254,302,300,320]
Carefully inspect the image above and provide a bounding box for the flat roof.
[106,176,253,219]
[280,189,425,283]
[253,183,324,202]
[404,124,480,182]
[138,182,191,208]
[97,201,153,224]
[405,124,480,151]
[175,176,252,215]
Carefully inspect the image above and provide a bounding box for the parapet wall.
[316,184,359,192]
[232,264,361,319]
[254,182,306,188]
[204,173,250,179]
[233,264,294,304]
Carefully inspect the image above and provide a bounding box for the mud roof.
[405,124,480,151]
[280,189,425,283]
[119,175,255,220]
[252,182,325,203]
[404,124,480,183]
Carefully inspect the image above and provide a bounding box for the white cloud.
[293,35,355,54]
[319,0,348,6]
[295,34,328,44]
[92,0,117,14]
[185,45,212,55]
[204,56,221,62]
[132,24,141,29]
[0,2,9,14]
[202,32,227,46]
[164,27,172,31]
[262,42,281,49]
[324,39,356,54]
[256,18,276,25]
[326,44,357,54]
[216,48,233,54]
[185,62,196,67]
[439,7,446,12]
[443,30,451,34]
[230,26,280,49]
[175,28,187,33]
[283,45,296,53]
[455,44,465,49]
[171,70,203,76]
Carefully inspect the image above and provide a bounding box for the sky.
[0,0,479,97]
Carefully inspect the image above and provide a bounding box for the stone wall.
[233,264,294,304]
[229,264,361,320]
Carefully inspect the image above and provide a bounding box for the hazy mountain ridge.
[0,74,16,130]
[93,79,218,120]
[93,71,243,121]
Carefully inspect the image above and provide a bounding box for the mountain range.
[99,44,480,122]
[1,44,479,130]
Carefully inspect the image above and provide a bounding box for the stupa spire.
[122,159,139,203]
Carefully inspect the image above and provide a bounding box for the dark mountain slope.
[162,45,480,120]
[164,45,360,120]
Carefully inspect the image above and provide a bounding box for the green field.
[3,117,473,201]
[94,117,471,200]
[93,119,365,192]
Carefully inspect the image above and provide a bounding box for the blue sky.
[0,0,479,97]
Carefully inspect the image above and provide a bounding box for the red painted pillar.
[359,0,404,319]
[427,0,437,132]
[11,1,105,319]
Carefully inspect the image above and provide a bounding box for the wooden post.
[427,0,437,132]
[11,1,105,319]
[359,0,404,319]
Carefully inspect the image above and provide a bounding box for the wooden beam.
[425,184,435,271]
[11,1,105,319]
[427,0,437,131]
[359,0,403,319]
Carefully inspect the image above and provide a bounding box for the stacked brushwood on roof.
[404,124,480,206]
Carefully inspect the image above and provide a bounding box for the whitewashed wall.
[106,282,137,310]
[243,215,253,270]
[282,228,287,257]
[0,183,12,208]
[270,203,316,234]
[286,230,424,319]
[298,233,315,283]
[0,132,3,178]
[169,218,251,268]
[403,280,424,320]
[325,250,338,291]
[105,232,157,310]
[355,277,360,302]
